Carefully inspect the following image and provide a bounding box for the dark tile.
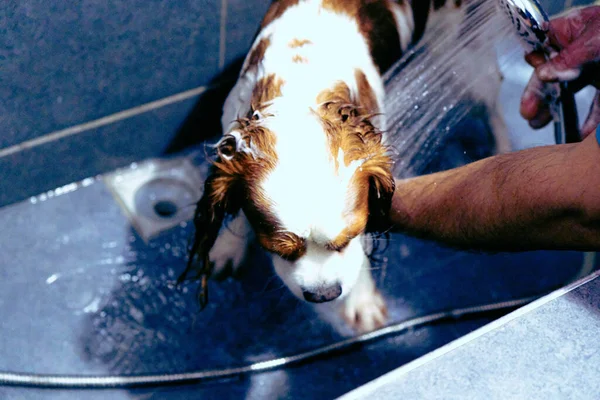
[164,61,244,154]
[0,0,221,149]
[223,0,271,67]
[0,92,208,207]
[540,0,595,16]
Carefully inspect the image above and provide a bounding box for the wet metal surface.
[0,151,589,399]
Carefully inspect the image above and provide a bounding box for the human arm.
[388,133,600,252]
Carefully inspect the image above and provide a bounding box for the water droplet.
[81,177,95,187]
[83,297,102,313]
[46,273,61,284]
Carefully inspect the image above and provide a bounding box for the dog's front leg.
[339,254,388,333]
[209,210,253,279]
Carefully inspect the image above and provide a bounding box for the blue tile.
[0,93,206,207]
[223,0,270,67]
[0,0,221,149]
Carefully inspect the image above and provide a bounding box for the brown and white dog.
[184,0,506,333]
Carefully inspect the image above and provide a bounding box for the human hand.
[520,5,600,138]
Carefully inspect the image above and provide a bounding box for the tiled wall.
[0,0,595,207]
[542,0,597,15]
[0,0,269,207]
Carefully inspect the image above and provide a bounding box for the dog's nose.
[302,284,342,303]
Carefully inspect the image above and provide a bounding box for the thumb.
[536,37,592,82]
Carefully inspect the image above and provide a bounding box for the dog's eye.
[218,136,237,159]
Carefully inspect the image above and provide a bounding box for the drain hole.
[153,200,178,218]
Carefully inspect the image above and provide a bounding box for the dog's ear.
[179,139,244,309]
[363,156,395,234]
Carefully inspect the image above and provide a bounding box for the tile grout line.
[0,85,208,159]
[218,0,228,69]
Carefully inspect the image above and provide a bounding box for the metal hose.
[2,251,594,390]
[0,295,539,389]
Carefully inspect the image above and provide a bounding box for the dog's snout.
[302,283,342,303]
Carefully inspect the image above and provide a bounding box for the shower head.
[498,0,550,53]
[497,0,581,144]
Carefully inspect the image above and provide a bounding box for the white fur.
[223,0,386,132]
[389,2,415,52]
[272,236,366,300]
[339,263,387,333]
[260,107,363,240]
[209,211,253,276]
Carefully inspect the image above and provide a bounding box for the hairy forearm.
[389,134,600,251]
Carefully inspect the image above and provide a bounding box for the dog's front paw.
[341,288,388,333]
[208,214,252,279]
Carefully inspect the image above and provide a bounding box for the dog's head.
[184,74,394,307]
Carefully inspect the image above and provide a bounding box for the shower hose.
[0,252,595,389]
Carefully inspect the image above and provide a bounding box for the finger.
[538,22,600,82]
[546,9,588,49]
[535,36,598,82]
[520,73,550,121]
[525,51,547,68]
[528,107,553,129]
[581,90,600,139]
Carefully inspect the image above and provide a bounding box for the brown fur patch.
[261,0,301,28]
[325,220,366,251]
[249,73,285,116]
[292,54,308,63]
[288,38,312,48]
[244,37,271,74]
[258,231,307,261]
[322,0,402,74]
[315,80,395,237]
[355,69,379,115]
